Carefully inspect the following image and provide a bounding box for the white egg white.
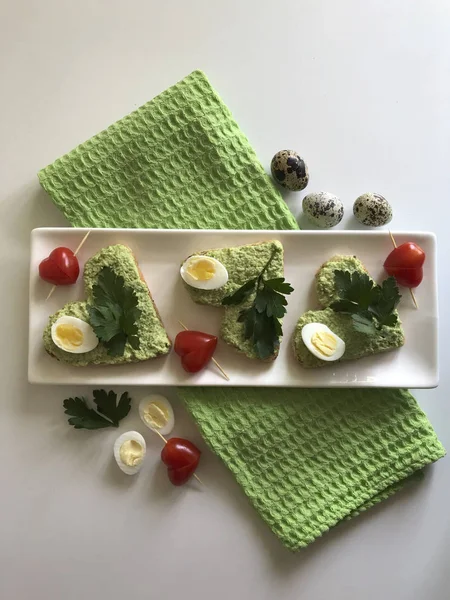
[113,431,146,476]
[180,255,228,290]
[301,323,346,362]
[51,315,99,354]
[139,395,174,436]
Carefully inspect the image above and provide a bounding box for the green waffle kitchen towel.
[38,70,445,551]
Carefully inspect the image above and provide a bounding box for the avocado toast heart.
[43,244,171,366]
[293,255,405,368]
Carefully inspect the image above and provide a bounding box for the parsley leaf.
[369,276,401,327]
[221,278,258,306]
[103,332,128,357]
[264,278,294,295]
[221,252,293,359]
[238,305,281,360]
[351,312,377,335]
[331,270,402,335]
[93,389,131,427]
[332,271,378,310]
[63,390,132,430]
[63,397,112,430]
[88,267,141,356]
[330,298,361,315]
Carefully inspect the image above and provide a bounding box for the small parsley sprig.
[63,389,131,430]
[88,267,141,357]
[331,270,401,335]
[221,252,293,359]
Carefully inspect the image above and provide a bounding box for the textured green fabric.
[38,70,445,551]
[179,387,444,549]
[38,71,298,231]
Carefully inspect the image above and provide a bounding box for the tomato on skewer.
[384,242,425,288]
[161,438,201,486]
[174,330,218,373]
[39,247,80,285]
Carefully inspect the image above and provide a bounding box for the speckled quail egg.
[139,395,174,436]
[270,150,309,191]
[180,255,228,290]
[302,192,344,228]
[51,316,99,354]
[114,431,146,475]
[353,193,392,227]
[301,323,346,362]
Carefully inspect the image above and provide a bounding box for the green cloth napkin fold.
[39,71,297,231]
[38,70,445,551]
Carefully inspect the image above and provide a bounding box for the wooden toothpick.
[178,320,230,381]
[153,429,204,485]
[46,230,92,301]
[73,229,92,255]
[388,231,419,309]
[388,230,397,250]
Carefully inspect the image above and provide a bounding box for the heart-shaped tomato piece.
[161,438,201,486]
[174,330,218,373]
[384,242,425,288]
[39,247,80,285]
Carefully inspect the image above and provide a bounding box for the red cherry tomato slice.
[384,242,425,288]
[174,330,218,373]
[39,247,80,285]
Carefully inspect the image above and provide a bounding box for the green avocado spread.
[184,240,284,359]
[43,245,171,366]
[293,255,405,368]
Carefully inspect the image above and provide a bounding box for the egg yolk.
[119,440,144,467]
[143,401,169,430]
[187,258,216,281]
[311,331,337,357]
[55,324,84,350]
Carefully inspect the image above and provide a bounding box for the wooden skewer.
[153,429,204,485]
[178,320,230,381]
[388,230,397,249]
[46,230,92,301]
[73,229,92,255]
[45,285,57,302]
[388,231,419,309]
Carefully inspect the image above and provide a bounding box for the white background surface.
[1,1,449,599]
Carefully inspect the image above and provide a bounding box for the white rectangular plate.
[29,228,438,388]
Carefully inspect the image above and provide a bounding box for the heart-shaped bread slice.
[182,240,285,361]
[293,255,405,368]
[43,244,171,366]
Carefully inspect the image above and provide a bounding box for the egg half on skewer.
[139,395,174,436]
[301,323,346,362]
[114,431,146,475]
[51,316,99,354]
[180,255,228,290]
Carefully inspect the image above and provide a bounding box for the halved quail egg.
[180,255,228,290]
[51,315,99,354]
[113,431,146,475]
[301,323,346,362]
[139,395,174,436]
